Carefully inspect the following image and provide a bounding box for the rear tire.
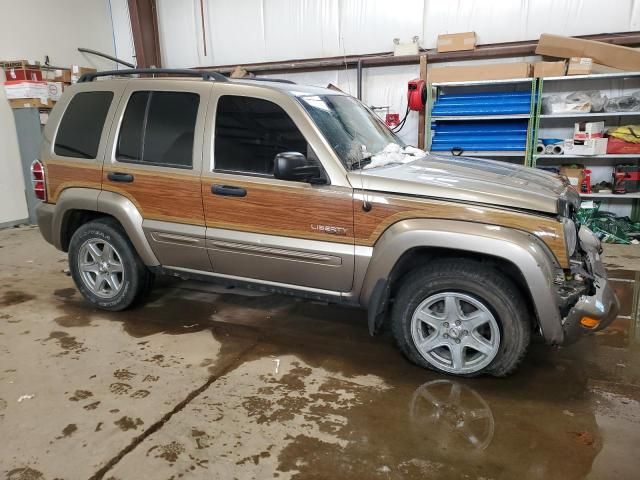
[68,218,154,311]
[391,259,531,377]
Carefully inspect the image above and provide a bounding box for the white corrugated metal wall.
[152,0,640,146]
[157,0,640,67]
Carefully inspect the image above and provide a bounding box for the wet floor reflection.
[45,279,640,479]
[410,380,494,451]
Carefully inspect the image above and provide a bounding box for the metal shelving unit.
[539,111,640,119]
[426,77,537,165]
[455,151,527,157]
[536,154,640,159]
[532,71,640,219]
[581,193,640,199]
[431,114,530,121]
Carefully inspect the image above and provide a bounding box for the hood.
[348,153,577,214]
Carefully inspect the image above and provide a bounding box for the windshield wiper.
[348,156,372,171]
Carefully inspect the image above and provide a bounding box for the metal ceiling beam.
[197,31,640,75]
[128,0,162,68]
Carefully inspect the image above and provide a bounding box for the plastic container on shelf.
[431,91,532,116]
[430,120,528,152]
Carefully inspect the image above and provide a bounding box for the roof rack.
[78,68,229,83]
[235,77,296,85]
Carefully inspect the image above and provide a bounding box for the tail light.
[30,160,47,201]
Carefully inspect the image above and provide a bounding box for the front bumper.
[559,228,619,345]
[560,272,620,345]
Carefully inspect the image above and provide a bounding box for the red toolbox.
[613,165,640,194]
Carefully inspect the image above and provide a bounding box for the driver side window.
[214,95,316,176]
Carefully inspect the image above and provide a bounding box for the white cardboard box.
[563,138,608,155]
[574,121,605,141]
[47,81,63,101]
[3,81,48,102]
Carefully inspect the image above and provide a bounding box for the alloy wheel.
[411,292,500,374]
[77,238,125,299]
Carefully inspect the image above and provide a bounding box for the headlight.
[557,197,571,218]
[578,225,602,253]
[563,218,578,257]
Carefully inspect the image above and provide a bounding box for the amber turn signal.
[580,316,600,329]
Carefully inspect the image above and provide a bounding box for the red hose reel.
[407,78,427,111]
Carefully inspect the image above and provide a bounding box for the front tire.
[391,259,531,377]
[68,218,153,311]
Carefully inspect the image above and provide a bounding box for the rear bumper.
[36,202,57,248]
[560,272,620,345]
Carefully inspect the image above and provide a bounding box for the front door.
[201,92,355,292]
[102,80,212,271]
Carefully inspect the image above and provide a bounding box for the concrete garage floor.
[1,226,639,480]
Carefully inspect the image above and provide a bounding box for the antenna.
[357,146,372,212]
[358,169,371,211]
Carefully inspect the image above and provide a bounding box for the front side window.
[116,91,199,168]
[54,91,114,159]
[214,95,310,175]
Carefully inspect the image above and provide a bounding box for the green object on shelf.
[578,201,640,244]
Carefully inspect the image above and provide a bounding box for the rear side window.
[54,91,113,159]
[214,95,308,175]
[116,91,199,168]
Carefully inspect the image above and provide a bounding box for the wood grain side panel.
[201,177,354,243]
[45,160,103,203]
[103,167,205,225]
[354,194,568,267]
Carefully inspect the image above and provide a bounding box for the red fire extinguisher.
[581,169,592,194]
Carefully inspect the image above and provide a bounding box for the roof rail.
[234,77,296,85]
[78,68,229,83]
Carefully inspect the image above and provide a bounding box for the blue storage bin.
[430,90,533,152]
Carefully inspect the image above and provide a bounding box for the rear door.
[201,87,355,292]
[44,82,124,203]
[103,80,212,271]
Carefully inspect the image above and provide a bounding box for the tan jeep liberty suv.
[34,68,618,377]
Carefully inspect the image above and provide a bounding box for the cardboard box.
[437,32,476,53]
[70,65,97,83]
[48,68,71,83]
[592,63,623,74]
[8,98,53,109]
[563,138,608,156]
[560,165,585,188]
[606,137,640,154]
[429,62,530,83]
[3,67,42,81]
[47,81,64,101]
[536,34,640,71]
[3,80,48,100]
[567,57,592,75]
[533,61,566,78]
[1,60,42,81]
[574,121,604,141]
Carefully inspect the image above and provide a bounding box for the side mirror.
[273,152,323,183]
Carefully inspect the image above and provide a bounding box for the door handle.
[107,172,134,183]
[211,184,247,197]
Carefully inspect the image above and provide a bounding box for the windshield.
[298,94,406,169]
